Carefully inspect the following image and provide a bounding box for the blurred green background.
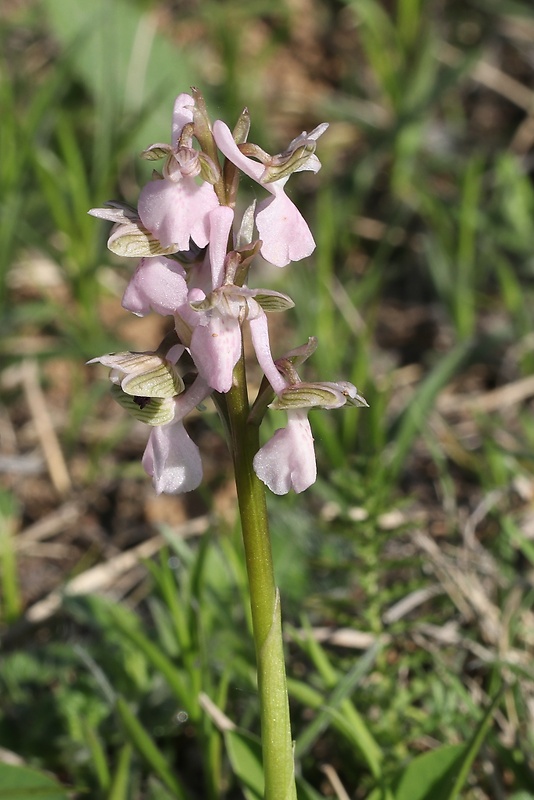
[1,0,534,797]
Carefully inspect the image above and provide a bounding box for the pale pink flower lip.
[190,306,242,393]
[252,377,367,494]
[253,410,316,494]
[142,374,212,494]
[143,422,203,494]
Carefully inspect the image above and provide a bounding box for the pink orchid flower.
[189,285,291,394]
[138,94,220,251]
[212,120,327,267]
[253,378,367,494]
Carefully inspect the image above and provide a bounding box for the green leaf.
[0,763,70,799]
[394,744,465,800]
[224,729,263,800]
[291,626,384,779]
[394,693,500,800]
[83,722,110,791]
[41,0,196,154]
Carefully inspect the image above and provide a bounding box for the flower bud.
[139,143,173,161]
[232,108,251,145]
[197,152,222,185]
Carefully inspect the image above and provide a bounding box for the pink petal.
[138,177,219,250]
[190,314,242,393]
[122,257,188,317]
[208,206,235,289]
[248,313,287,395]
[212,120,265,184]
[253,410,316,494]
[256,192,315,267]
[142,422,203,494]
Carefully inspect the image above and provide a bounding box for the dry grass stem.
[25,515,210,623]
[21,359,71,495]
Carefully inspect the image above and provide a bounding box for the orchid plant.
[89,89,367,800]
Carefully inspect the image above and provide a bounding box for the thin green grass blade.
[115,697,188,800]
[145,554,192,655]
[444,691,502,800]
[0,490,22,623]
[291,625,384,778]
[105,604,193,718]
[294,641,384,774]
[385,340,473,483]
[396,0,424,49]
[83,722,111,791]
[107,743,133,800]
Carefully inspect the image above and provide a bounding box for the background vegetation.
[1,0,534,797]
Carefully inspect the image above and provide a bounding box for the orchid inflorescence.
[89,89,367,496]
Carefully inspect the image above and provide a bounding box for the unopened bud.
[140,143,172,161]
[232,108,251,145]
[197,152,221,185]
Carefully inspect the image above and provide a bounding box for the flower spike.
[89,89,365,498]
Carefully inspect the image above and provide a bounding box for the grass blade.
[115,696,188,800]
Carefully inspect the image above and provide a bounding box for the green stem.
[224,355,297,800]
